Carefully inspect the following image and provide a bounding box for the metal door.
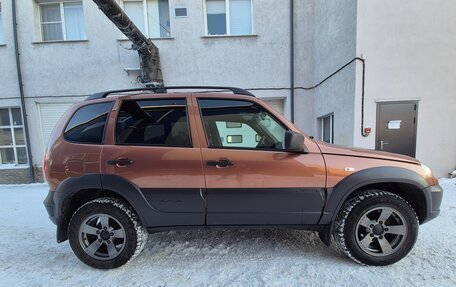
[101,95,206,227]
[376,101,418,157]
[193,96,326,226]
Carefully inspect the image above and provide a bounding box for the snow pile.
[0,179,455,286]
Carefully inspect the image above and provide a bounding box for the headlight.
[421,164,432,177]
[421,164,439,185]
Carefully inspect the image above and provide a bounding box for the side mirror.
[284,131,308,153]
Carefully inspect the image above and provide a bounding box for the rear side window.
[116,99,191,147]
[64,102,113,144]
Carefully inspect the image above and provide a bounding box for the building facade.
[0,0,454,183]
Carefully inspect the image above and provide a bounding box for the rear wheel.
[334,190,419,265]
[68,198,148,269]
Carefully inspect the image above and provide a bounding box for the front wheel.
[68,198,148,269]
[333,190,419,266]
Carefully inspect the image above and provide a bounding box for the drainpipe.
[12,0,35,182]
[290,0,295,123]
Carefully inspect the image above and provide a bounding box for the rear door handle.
[207,159,233,168]
[107,158,134,167]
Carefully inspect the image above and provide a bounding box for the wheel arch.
[54,174,150,243]
[319,166,431,227]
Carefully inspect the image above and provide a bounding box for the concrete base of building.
[0,166,44,184]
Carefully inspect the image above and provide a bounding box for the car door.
[101,95,206,227]
[193,95,326,225]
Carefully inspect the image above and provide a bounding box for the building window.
[0,2,4,44]
[38,1,86,41]
[205,0,253,36]
[174,7,188,18]
[0,108,28,166]
[320,114,334,144]
[122,0,171,38]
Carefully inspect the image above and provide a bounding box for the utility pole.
[92,0,163,86]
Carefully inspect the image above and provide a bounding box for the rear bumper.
[423,184,443,223]
[43,190,58,225]
[43,189,69,242]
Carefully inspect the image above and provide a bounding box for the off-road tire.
[333,190,419,266]
[68,197,148,269]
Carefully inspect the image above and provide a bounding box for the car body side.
[43,93,443,243]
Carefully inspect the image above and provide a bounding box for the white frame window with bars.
[121,0,171,38]
[38,1,86,42]
[320,113,334,144]
[0,108,28,166]
[204,0,254,36]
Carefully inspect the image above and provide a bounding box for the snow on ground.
[0,179,455,287]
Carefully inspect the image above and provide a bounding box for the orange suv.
[43,86,442,269]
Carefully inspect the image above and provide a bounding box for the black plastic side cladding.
[100,175,206,227]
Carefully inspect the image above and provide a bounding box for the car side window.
[116,98,191,147]
[64,102,114,144]
[198,99,287,150]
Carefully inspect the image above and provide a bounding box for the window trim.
[320,113,334,144]
[114,98,194,148]
[121,0,172,38]
[197,98,290,152]
[62,101,114,145]
[203,0,254,36]
[0,107,28,166]
[38,1,86,42]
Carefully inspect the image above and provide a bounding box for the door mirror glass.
[284,131,307,153]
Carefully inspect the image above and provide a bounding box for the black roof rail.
[85,86,255,101]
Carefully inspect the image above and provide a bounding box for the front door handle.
[380,140,389,150]
[207,159,233,168]
[107,158,134,167]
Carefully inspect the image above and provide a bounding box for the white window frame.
[0,107,28,166]
[38,1,85,42]
[320,113,334,144]
[121,0,172,38]
[203,0,254,36]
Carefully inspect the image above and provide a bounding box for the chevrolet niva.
[43,86,442,269]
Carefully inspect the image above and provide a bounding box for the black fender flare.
[318,166,431,226]
[53,174,152,242]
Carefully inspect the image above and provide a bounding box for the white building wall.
[0,0,297,168]
[292,0,315,135]
[311,0,357,146]
[354,0,456,177]
[1,0,454,179]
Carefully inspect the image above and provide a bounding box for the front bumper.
[423,184,443,223]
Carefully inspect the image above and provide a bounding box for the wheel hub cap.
[372,224,384,235]
[100,230,111,240]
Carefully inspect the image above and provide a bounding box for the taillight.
[43,153,47,174]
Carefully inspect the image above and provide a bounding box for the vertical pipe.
[290,0,295,123]
[12,0,35,182]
